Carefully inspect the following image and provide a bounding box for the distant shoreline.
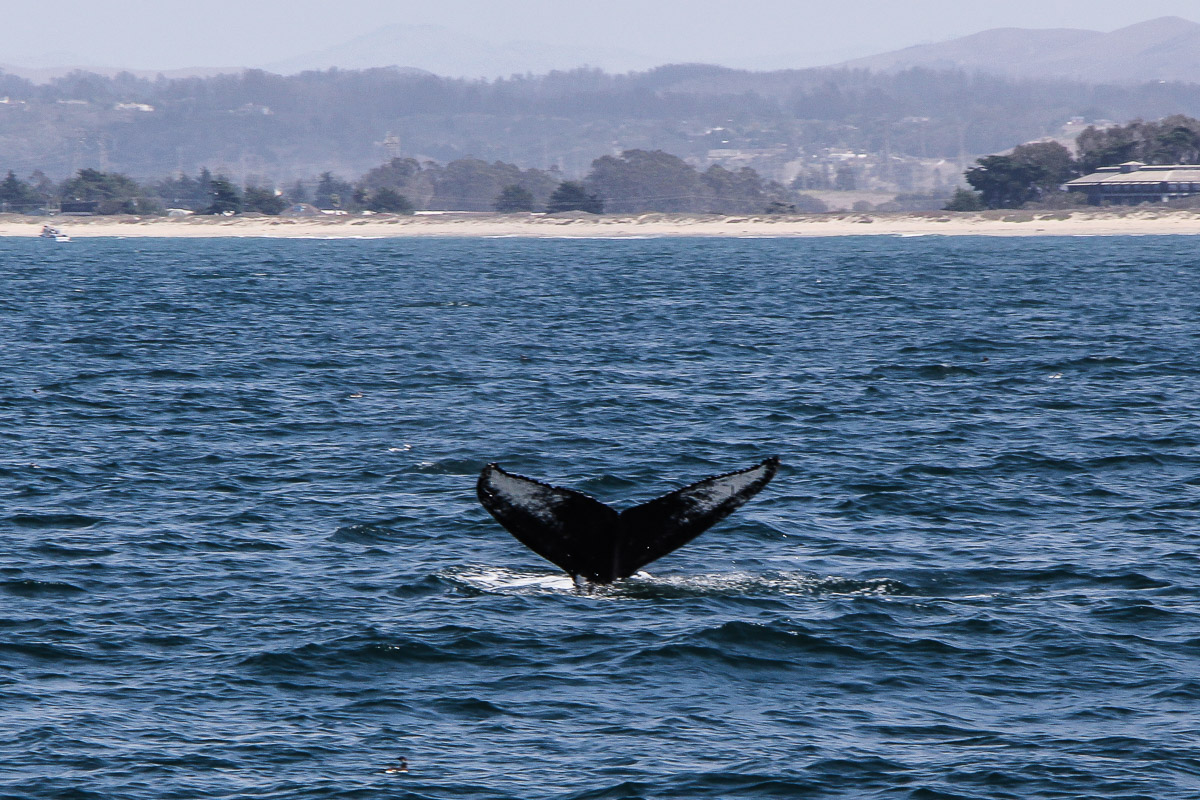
[6,209,1200,239]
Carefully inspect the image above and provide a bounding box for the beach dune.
[6,209,1200,238]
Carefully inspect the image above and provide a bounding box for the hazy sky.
[4,0,1199,71]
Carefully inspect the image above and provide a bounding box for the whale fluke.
[476,457,779,583]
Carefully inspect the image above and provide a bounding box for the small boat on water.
[39,225,70,242]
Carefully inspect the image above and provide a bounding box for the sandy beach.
[7,208,1200,238]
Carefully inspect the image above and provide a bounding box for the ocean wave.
[1,579,87,597]
[329,519,417,544]
[0,640,95,662]
[28,544,116,559]
[5,513,102,529]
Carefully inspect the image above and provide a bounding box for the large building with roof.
[1065,162,1200,205]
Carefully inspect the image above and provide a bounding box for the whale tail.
[476,457,779,583]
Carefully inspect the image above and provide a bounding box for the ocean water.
[1,235,1198,799]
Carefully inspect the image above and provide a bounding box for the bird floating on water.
[383,757,408,775]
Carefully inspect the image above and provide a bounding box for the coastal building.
[1065,161,1200,205]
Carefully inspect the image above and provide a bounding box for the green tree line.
[0,149,826,216]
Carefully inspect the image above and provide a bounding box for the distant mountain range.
[262,24,656,78]
[4,17,1200,85]
[263,17,1200,82]
[838,17,1200,84]
[0,24,656,82]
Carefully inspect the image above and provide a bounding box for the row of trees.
[1074,115,1200,172]
[0,149,826,216]
[353,149,825,215]
[583,149,823,214]
[0,167,288,215]
[949,115,1200,210]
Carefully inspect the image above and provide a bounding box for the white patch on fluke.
[486,470,569,525]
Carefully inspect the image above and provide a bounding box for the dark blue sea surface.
[1,234,1199,799]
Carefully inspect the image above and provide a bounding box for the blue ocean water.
[1,234,1199,799]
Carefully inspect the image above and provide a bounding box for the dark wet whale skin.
[477,457,779,582]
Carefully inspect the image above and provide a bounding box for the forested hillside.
[4,64,1200,184]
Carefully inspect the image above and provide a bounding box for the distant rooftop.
[1067,162,1200,186]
